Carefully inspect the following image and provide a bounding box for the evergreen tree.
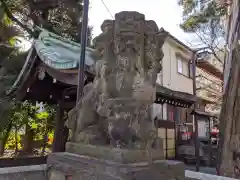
[179,0,226,62]
[1,0,92,43]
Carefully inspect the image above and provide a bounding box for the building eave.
[156,84,197,108]
[191,110,218,118]
[159,28,193,53]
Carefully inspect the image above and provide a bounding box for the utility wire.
[99,0,114,19]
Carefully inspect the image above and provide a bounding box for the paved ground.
[185,165,217,175]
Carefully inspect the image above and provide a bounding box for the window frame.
[176,55,193,78]
[177,58,183,74]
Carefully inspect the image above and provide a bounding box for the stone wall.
[0,164,47,180]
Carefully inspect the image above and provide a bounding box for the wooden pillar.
[52,101,69,152]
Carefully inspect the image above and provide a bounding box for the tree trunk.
[41,128,48,156]
[22,124,34,155]
[218,48,240,178]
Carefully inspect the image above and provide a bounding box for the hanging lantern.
[36,101,45,113]
[211,127,219,136]
[181,132,192,140]
[38,67,46,80]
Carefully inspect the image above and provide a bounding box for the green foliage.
[2,13,12,25]
[2,0,92,43]
[0,1,20,53]
[5,131,21,150]
[10,100,55,131]
[1,101,55,155]
[36,112,49,120]
[8,37,17,46]
[47,130,54,144]
[179,0,226,32]
[179,0,226,60]
[11,101,36,129]
[0,51,29,156]
[179,0,226,17]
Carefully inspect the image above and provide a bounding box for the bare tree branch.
[195,31,223,63]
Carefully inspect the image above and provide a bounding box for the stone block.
[47,152,185,180]
[0,165,46,180]
[66,143,164,163]
[48,170,65,180]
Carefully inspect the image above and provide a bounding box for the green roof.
[34,29,97,69]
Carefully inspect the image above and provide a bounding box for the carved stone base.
[66,142,164,163]
[47,152,186,180]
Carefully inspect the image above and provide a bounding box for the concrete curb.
[0,164,47,174]
[185,170,238,180]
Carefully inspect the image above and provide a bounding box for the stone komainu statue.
[67,11,167,149]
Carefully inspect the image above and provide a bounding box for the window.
[151,103,168,120]
[177,57,190,77]
[156,72,162,85]
[162,104,167,120]
[167,105,174,121]
[151,103,163,119]
[197,103,200,109]
[177,59,183,73]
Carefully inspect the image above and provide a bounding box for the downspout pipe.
[77,0,90,102]
[192,51,200,172]
[72,0,90,142]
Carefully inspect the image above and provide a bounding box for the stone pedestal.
[47,145,186,180]
[65,143,164,163]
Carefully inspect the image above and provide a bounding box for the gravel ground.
[2,149,51,158]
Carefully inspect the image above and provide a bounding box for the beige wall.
[153,36,194,122]
[158,37,194,95]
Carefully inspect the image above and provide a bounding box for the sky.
[89,0,190,43]
[21,0,193,50]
